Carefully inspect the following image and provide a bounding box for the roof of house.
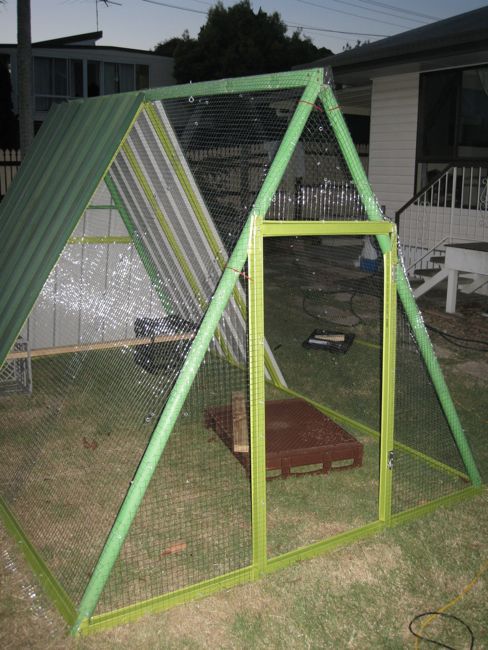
[298,6,488,83]
[33,32,103,47]
[0,31,171,58]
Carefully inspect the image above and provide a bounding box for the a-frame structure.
[0,68,480,635]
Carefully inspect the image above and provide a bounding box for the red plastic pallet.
[204,398,363,479]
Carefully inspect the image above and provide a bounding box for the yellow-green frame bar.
[260,219,396,562]
[248,217,267,575]
[261,220,394,238]
[379,230,397,524]
[0,496,77,626]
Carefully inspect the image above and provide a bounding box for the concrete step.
[414,266,471,284]
[414,267,441,278]
[413,268,448,298]
[429,255,446,265]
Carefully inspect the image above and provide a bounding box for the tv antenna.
[96,0,122,31]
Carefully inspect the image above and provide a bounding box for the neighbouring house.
[0,31,174,130]
[298,7,488,287]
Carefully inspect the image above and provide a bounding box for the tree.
[342,39,370,51]
[154,32,190,58]
[155,1,332,83]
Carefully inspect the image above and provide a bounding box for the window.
[459,68,488,152]
[417,65,488,163]
[136,64,149,90]
[103,62,136,94]
[34,57,83,111]
[88,61,100,97]
[70,59,83,98]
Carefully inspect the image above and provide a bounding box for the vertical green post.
[378,232,397,524]
[72,72,323,634]
[248,217,267,576]
[319,85,481,487]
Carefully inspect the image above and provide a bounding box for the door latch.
[387,450,395,470]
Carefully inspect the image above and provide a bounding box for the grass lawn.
[1,488,487,648]
[0,236,486,647]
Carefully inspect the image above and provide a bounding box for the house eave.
[330,42,488,85]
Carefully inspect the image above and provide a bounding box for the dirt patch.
[433,345,456,360]
[455,360,488,382]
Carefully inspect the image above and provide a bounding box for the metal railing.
[396,162,488,273]
[0,149,21,201]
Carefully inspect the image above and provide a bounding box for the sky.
[0,0,487,54]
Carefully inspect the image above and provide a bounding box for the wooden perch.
[232,391,249,453]
[5,332,195,361]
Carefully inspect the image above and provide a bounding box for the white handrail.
[400,164,488,273]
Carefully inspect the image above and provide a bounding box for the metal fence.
[0,149,21,200]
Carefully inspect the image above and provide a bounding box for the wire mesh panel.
[266,105,366,222]
[264,235,380,556]
[161,87,305,250]
[262,97,474,512]
[97,301,251,613]
[0,70,479,634]
[392,269,470,513]
[0,236,176,606]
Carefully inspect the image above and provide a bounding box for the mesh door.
[264,235,381,556]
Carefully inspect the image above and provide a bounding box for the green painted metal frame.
[248,216,268,576]
[1,68,480,637]
[76,216,399,636]
[379,231,397,524]
[144,69,319,102]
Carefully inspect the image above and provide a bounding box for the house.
[0,31,174,130]
[298,7,488,279]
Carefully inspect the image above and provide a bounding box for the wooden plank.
[5,333,194,360]
[232,391,249,453]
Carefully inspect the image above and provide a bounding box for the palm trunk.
[17,0,34,156]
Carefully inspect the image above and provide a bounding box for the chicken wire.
[264,236,380,556]
[0,72,476,629]
[0,84,302,611]
[96,301,251,613]
[261,101,471,512]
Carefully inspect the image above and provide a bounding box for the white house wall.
[368,72,419,219]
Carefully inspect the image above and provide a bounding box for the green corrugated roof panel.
[0,91,144,365]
